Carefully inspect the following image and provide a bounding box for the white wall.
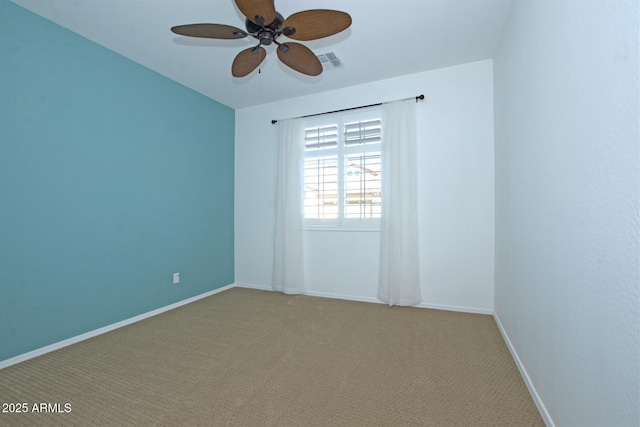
[235,60,495,313]
[493,1,639,426]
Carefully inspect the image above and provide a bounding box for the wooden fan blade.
[282,10,352,41]
[171,24,247,39]
[277,43,322,76]
[234,0,276,26]
[232,46,266,77]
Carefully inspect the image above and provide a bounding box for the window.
[303,108,382,228]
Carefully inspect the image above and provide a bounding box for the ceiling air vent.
[316,52,344,70]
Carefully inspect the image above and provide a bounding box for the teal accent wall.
[0,0,235,361]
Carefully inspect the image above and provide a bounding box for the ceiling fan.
[170,0,352,77]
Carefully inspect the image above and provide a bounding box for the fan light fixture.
[171,0,352,77]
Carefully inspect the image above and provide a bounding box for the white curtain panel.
[272,118,305,294]
[377,99,422,306]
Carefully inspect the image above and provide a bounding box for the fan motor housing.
[246,12,285,45]
[246,12,284,32]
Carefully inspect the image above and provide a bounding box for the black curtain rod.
[271,94,424,124]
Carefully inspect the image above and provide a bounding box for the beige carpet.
[0,288,543,426]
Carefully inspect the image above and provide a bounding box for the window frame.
[302,106,382,231]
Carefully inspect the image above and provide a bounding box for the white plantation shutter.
[305,124,338,150]
[304,124,339,220]
[342,118,382,220]
[344,119,382,145]
[304,156,338,219]
[344,152,382,219]
[303,109,382,225]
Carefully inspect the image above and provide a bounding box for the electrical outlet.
[173,272,180,285]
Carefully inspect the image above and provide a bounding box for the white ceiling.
[10,0,512,109]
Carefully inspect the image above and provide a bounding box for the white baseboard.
[234,283,273,291]
[235,285,381,304]
[493,312,554,427]
[308,291,493,314]
[416,302,493,315]
[235,284,493,314]
[0,284,235,370]
[304,290,381,304]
